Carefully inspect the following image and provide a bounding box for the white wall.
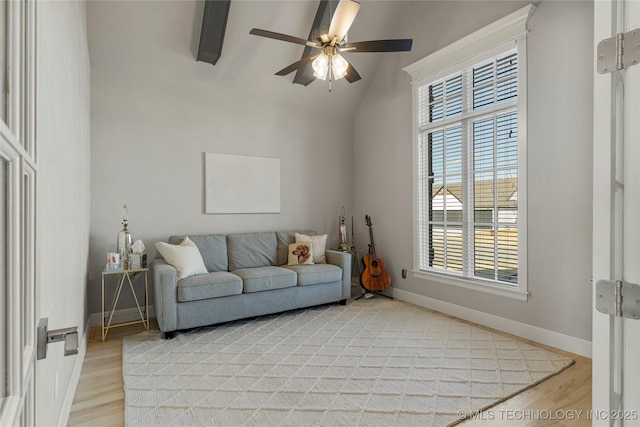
[86,0,594,345]
[87,9,354,314]
[35,0,91,424]
[353,0,594,342]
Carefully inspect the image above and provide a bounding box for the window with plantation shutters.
[405,6,532,300]
[418,51,521,284]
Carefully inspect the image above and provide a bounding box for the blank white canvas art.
[205,152,281,214]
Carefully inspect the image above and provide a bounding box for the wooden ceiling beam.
[197,0,231,66]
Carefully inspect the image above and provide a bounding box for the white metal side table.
[101,266,149,341]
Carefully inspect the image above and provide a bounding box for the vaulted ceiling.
[86,0,412,118]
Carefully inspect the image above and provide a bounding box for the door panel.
[593,0,640,425]
[0,0,36,425]
[622,0,640,418]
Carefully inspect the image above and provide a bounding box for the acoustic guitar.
[360,215,391,292]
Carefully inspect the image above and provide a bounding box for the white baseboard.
[57,316,90,427]
[89,305,155,327]
[392,288,592,358]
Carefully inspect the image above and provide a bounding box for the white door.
[593,0,640,425]
[0,0,37,425]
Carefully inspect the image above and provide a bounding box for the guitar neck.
[368,226,377,260]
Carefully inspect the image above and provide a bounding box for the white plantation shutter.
[418,49,520,285]
[472,111,518,283]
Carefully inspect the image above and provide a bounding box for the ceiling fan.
[249,0,413,86]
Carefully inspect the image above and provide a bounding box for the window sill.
[412,269,529,301]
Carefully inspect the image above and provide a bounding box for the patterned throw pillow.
[287,242,314,265]
[295,233,327,264]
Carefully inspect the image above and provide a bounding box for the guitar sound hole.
[371,260,379,268]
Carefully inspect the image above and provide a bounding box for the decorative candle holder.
[339,206,349,251]
[116,204,133,269]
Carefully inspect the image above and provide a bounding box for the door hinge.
[596,280,640,319]
[597,28,640,73]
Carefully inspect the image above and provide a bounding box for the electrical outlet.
[54,370,58,400]
[402,269,407,279]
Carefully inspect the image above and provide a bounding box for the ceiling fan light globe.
[331,54,349,80]
[312,53,330,80]
[313,68,329,80]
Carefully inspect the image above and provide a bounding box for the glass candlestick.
[339,207,348,251]
[116,204,133,269]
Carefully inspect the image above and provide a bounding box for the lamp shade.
[331,54,349,80]
[312,53,329,80]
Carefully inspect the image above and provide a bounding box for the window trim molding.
[403,4,536,82]
[404,4,535,301]
[412,269,529,301]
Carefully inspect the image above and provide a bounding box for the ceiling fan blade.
[250,28,319,48]
[275,55,318,76]
[342,39,413,52]
[345,63,361,83]
[327,0,361,44]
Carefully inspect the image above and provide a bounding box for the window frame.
[404,5,535,301]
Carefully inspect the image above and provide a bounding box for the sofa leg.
[339,299,347,306]
[164,331,178,340]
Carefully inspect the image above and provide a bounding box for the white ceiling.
[86,0,412,118]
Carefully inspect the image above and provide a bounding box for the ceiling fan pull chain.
[329,58,333,92]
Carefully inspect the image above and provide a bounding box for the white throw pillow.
[287,242,314,265]
[295,233,327,264]
[155,236,208,280]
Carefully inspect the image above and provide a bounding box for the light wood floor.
[68,299,591,427]
[452,324,591,426]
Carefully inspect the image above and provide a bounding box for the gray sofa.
[151,230,351,337]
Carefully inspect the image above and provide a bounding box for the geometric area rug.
[122,299,574,426]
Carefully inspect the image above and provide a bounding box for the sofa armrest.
[325,249,352,300]
[150,259,178,332]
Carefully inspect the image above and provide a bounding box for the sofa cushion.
[177,271,243,302]
[227,232,278,271]
[276,230,316,265]
[169,234,228,272]
[283,264,342,286]
[233,266,297,293]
